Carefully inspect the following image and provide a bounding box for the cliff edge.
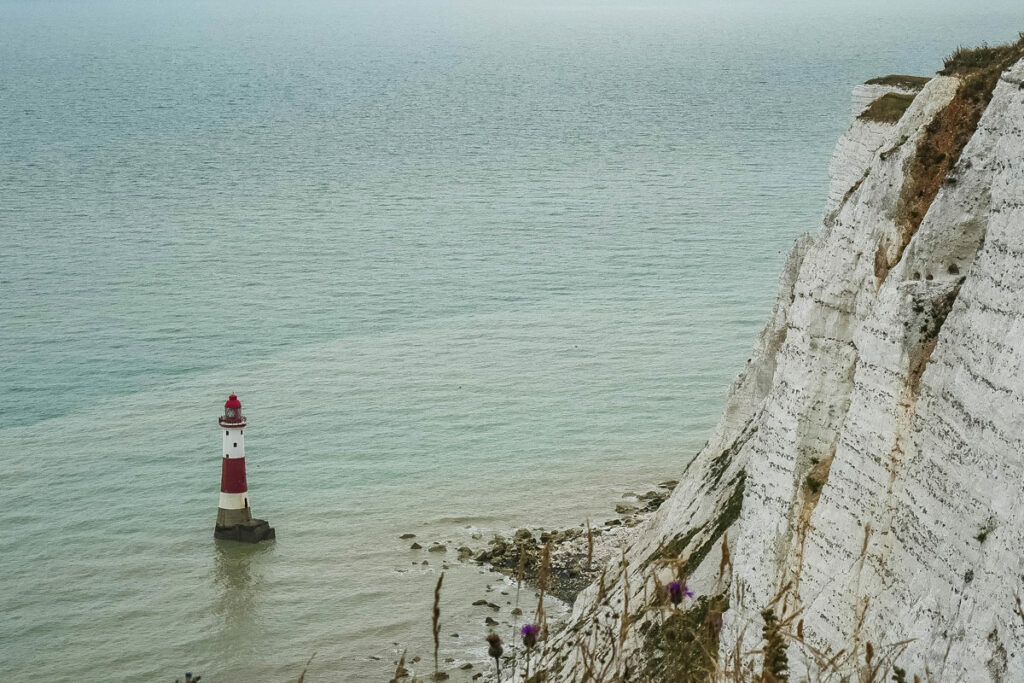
[532,39,1024,682]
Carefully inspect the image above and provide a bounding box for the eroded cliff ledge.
[533,38,1024,682]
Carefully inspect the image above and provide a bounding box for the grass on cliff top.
[858,92,917,123]
[865,74,931,90]
[940,33,1024,75]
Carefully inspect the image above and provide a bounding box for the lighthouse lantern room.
[214,394,275,543]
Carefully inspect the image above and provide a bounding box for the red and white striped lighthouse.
[214,394,275,543]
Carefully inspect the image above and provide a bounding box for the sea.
[2,1,1022,680]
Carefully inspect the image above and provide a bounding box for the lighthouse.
[214,394,275,543]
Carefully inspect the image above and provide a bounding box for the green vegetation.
[704,425,756,491]
[859,92,917,123]
[939,33,1024,109]
[647,527,702,568]
[940,35,1024,75]
[644,471,745,576]
[976,518,996,543]
[640,594,728,682]
[865,74,931,89]
[918,284,962,342]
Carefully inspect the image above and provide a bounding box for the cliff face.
[539,55,1024,681]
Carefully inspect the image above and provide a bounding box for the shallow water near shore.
[3,0,1024,680]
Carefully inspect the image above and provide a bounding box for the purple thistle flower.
[667,581,695,605]
[521,623,539,649]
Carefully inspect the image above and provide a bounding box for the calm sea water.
[2,1,1022,680]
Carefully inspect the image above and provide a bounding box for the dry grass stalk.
[390,650,407,682]
[432,572,444,678]
[510,572,932,683]
[577,609,620,683]
[296,651,316,683]
[510,543,527,675]
[619,550,631,652]
[517,542,553,683]
[535,541,552,629]
[517,541,528,588]
[651,570,668,608]
[586,518,594,572]
[719,532,732,583]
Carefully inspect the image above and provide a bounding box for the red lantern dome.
[219,394,246,427]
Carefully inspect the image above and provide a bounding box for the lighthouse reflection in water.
[213,542,274,664]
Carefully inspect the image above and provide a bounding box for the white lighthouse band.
[219,491,249,510]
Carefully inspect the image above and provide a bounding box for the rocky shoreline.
[468,480,677,604]
[387,480,679,682]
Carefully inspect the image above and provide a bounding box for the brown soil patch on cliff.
[785,451,836,611]
[874,35,1024,285]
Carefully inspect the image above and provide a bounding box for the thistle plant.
[666,580,694,608]
[521,623,540,649]
[486,633,503,676]
[521,623,540,680]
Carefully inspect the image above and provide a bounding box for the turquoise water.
[2,1,1023,680]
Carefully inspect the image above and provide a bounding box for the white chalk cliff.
[538,56,1024,681]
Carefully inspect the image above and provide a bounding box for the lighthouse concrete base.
[214,519,276,543]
